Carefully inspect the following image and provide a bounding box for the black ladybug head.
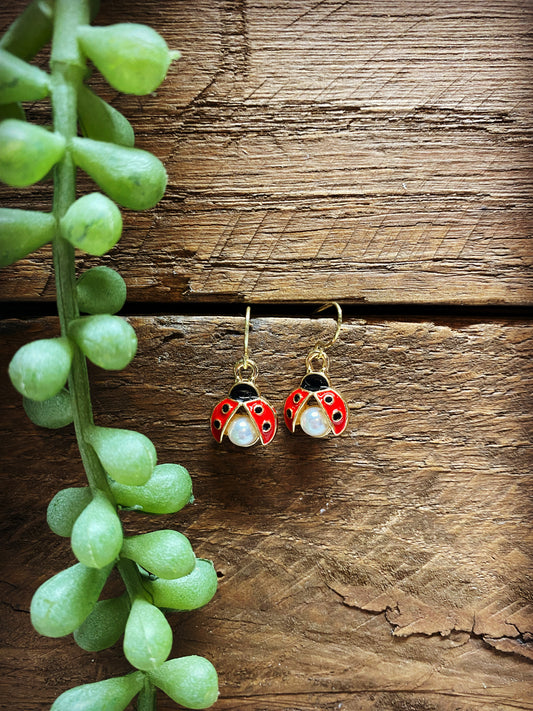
[230,381,260,401]
[300,372,330,392]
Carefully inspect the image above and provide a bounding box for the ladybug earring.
[211,307,277,447]
[284,302,348,438]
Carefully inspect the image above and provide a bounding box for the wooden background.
[0,1,532,710]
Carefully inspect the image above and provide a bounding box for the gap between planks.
[1,301,532,324]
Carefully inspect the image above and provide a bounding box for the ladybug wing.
[244,397,277,445]
[315,389,348,435]
[211,398,239,443]
[284,387,311,433]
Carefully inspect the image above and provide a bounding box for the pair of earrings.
[210,303,349,448]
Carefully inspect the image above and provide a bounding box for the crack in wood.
[327,581,533,662]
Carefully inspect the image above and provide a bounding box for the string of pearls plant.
[0,1,219,708]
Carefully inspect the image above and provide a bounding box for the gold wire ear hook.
[313,301,343,351]
[305,302,343,375]
[243,305,251,369]
[234,305,258,382]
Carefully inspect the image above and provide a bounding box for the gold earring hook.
[305,302,343,375]
[312,301,343,351]
[234,306,258,382]
[243,305,251,368]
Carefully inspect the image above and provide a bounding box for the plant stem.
[51,0,109,495]
[137,677,157,711]
[118,558,148,601]
[50,6,158,707]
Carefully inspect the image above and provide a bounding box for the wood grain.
[0,0,532,305]
[1,316,531,710]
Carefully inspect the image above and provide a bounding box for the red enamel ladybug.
[284,371,348,438]
[211,381,277,447]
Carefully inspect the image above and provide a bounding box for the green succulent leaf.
[77,23,179,95]
[0,48,50,103]
[70,136,167,210]
[109,463,193,514]
[60,192,122,256]
[144,559,218,612]
[74,594,130,652]
[149,656,219,710]
[121,530,196,580]
[68,314,137,370]
[123,597,173,671]
[0,102,25,121]
[47,486,92,537]
[8,337,73,402]
[23,388,73,429]
[77,84,134,147]
[0,119,65,187]
[87,426,157,486]
[76,266,127,315]
[50,672,145,711]
[30,562,112,638]
[0,207,55,268]
[71,490,123,569]
[0,0,53,61]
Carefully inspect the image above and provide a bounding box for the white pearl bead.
[227,415,258,447]
[300,406,330,438]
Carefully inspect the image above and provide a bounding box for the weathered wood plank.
[1,316,531,709]
[0,0,532,304]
